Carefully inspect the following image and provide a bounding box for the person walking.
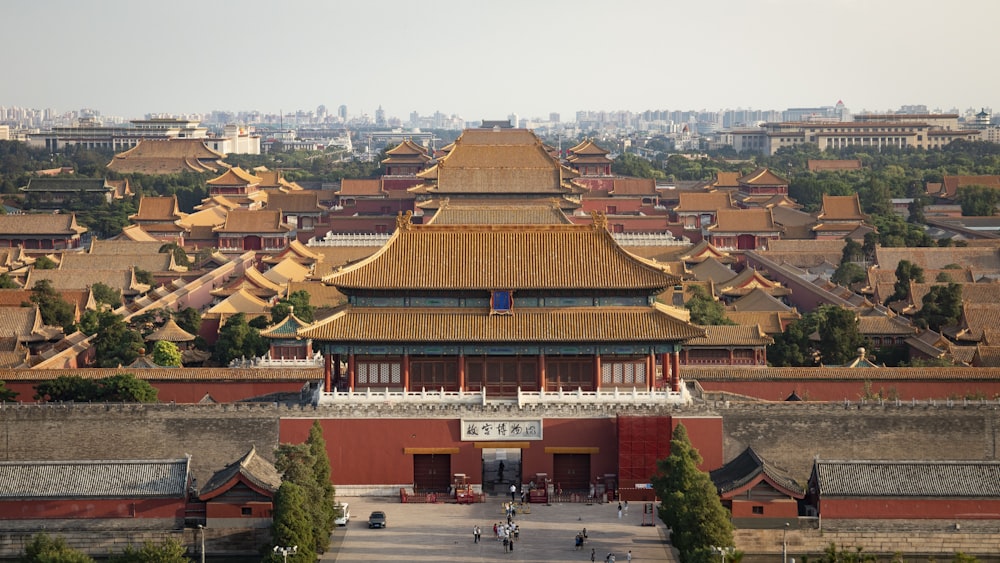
[474,525,480,543]
[626,550,632,561]
[503,536,509,553]
[591,548,596,562]
[623,500,629,516]
[510,483,517,502]
[617,502,623,519]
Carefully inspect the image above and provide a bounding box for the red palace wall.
[280,415,723,487]
[5,381,308,404]
[700,380,1000,402]
[730,497,799,519]
[0,498,185,520]
[205,501,272,519]
[819,498,1000,519]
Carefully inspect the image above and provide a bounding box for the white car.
[334,502,350,526]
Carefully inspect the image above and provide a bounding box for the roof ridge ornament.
[590,211,608,231]
[396,210,413,231]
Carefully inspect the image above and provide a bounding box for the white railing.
[230,352,325,368]
[307,232,393,247]
[314,383,690,406]
[611,232,689,246]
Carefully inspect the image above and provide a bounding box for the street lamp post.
[197,524,205,563]
[782,522,789,563]
[712,545,732,563]
[274,545,297,563]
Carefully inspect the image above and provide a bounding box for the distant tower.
[375,105,387,128]
[338,105,348,121]
[508,113,519,129]
[317,105,327,121]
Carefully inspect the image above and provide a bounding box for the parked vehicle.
[334,502,350,526]
[368,510,387,528]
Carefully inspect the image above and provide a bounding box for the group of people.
[592,550,631,562]
[488,519,520,552]
[574,527,588,549]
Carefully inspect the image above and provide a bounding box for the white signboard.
[461,419,543,441]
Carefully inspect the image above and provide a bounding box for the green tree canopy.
[34,373,157,403]
[958,184,1000,216]
[151,340,182,367]
[90,310,145,367]
[267,482,315,563]
[684,286,735,326]
[158,243,191,268]
[651,423,733,562]
[831,262,866,287]
[30,279,76,332]
[212,313,269,365]
[814,305,867,366]
[913,282,963,332]
[271,290,315,324]
[0,380,17,401]
[106,539,189,563]
[90,282,122,308]
[20,533,95,563]
[886,259,924,305]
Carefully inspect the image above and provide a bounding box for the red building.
[711,447,804,525]
[807,459,1000,521]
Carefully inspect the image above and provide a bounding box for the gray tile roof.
[813,460,1000,497]
[0,458,189,499]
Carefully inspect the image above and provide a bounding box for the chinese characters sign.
[460,419,543,441]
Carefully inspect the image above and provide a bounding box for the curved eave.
[299,305,704,343]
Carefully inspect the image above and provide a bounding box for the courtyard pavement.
[322,497,678,562]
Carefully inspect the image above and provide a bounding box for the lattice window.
[602,360,646,385]
[357,361,401,385]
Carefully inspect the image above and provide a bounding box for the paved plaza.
[323,497,678,562]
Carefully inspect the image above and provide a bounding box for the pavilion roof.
[321,219,681,292]
[298,303,704,343]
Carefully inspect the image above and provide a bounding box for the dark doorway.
[553,453,590,492]
[413,454,451,493]
[482,448,522,495]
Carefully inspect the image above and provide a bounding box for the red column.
[334,353,342,388]
[646,353,654,392]
[323,353,332,393]
[348,354,356,391]
[458,354,466,392]
[594,354,602,392]
[660,353,670,390]
[403,353,410,391]
[671,352,681,392]
[538,353,546,392]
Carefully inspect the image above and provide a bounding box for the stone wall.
[736,524,1000,560]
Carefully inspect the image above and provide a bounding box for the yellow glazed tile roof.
[322,223,681,291]
[299,303,704,342]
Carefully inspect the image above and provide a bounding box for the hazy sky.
[4,0,998,121]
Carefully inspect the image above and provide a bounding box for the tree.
[158,243,191,268]
[20,533,94,563]
[30,279,76,331]
[212,313,269,365]
[0,273,18,288]
[34,374,157,403]
[134,267,154,286]
[106,539,189,563]
[684,286,735,326]
[814,305,867,366]
[151,340,182,367]
[90,282,122,308]
[271,290,315,324]
[274,432,335,555]
[0,380,17,401]
[33,255,57,270]
[840,238,864,264]
[306,421,337,549]
[913,282,963,332]
[831,262,866,287]
[651,424,733,563]
[267,482,315,563]
[89,310,145,367]
[957,184,1000,216]
[768,312,820,367]
[886,260,924,305]
[173,307,202,337]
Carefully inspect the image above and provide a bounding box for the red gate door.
[413,454,451,493]
[553,453,590,492]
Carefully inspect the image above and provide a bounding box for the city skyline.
[5,0,999,122]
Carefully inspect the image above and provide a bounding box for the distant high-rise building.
[338,105,348,121]
[549,112,560,123]
[375,106,387,127]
